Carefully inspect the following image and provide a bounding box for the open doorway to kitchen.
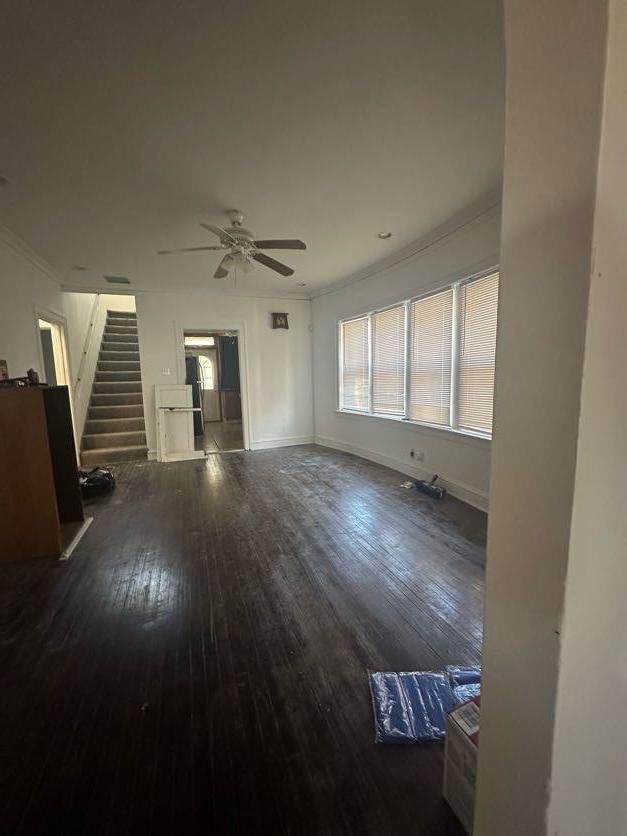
[183,331,244,453]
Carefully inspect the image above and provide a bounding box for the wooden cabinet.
[0,386,83,561]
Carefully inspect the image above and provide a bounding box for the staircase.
[81,310,148,466]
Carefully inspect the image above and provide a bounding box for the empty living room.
[1,2,625,835]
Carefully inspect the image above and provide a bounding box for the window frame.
[336,266,498,440]
[371,302,408,417]
[338,314,372,413]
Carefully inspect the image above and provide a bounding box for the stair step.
[85,417,145,434]
[93,381,143,394]
[98,360,141,372]
[91,392,143,406]
[81,445,148,466]
[103,333,138,344]
[107,320,137,329]
[107,310,136,319]
[100,351,140,363]
[95,370,142,382]
[82,306,144,459]
[83,430,146,450]
[89,404,144,419]
[105,322,137,332]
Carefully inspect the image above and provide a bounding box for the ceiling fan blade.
[253,252,294,277]
[201,222,238,244]
[157,245,228,255]
[253,239,307,250]
[214,254,232,279]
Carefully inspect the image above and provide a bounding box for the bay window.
[338,269,499,437]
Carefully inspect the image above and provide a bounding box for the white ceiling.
[0,1,504,299]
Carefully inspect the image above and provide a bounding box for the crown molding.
[310,190,502,300]
[60,282,312,303]
[0,223,63,287]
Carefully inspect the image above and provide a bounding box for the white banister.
[74,293,101,401]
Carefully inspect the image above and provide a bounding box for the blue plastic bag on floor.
[369,671,456,742]
[369,666,481,743]
[446,665,482,687]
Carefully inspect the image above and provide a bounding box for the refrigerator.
[185,355,205,436]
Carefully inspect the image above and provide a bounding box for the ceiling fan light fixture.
[162,212,306,280]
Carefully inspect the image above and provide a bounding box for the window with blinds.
[340,317,370,411]
[457,272,499,433]
[409,289,453,425]
[372,306,406,415]
[337,268,499,437]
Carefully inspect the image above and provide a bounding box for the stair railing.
[74,293,101,401]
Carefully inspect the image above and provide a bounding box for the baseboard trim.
[250,435,314,451]
[59,517,94,561]
[314,435,489,512]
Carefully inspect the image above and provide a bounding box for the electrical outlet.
[410,449,415,458]
[162,367,171,376]
[411,449,425,462]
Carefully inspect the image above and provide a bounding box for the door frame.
[33,306,72,392]
[34,306,80,458]
[175,320,251,451]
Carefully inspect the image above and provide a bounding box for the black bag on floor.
[79,466,116,497]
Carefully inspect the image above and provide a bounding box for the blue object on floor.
[453,682,481,704]
[446,665,482,687]
[369,666,481,743]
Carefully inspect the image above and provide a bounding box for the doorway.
[38,318,70,388]
[184,331,244,453]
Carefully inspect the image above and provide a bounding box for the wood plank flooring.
[195,420,244,453]
[0,445,486,835]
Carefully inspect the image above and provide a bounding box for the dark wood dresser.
[0,385,84,560]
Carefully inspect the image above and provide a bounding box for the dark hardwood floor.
[0,446,486,835]
[194,420,244,453]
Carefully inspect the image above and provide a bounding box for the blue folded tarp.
[369,665,481,743]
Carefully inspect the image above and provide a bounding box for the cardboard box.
[443,698,480,834]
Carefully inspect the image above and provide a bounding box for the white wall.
[0,226,65,380]
[135,292,314,455]
[102,294,136,314]
[63,291,97,384]
[474,1,608,834]
[547,3,627,833]
[311,204,500,511]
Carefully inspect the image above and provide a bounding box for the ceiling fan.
[157,210,306,279]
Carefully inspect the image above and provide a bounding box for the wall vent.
[104,275,130,285]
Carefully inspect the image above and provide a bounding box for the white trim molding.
[249,435,314,450]
[311,193,501,300]
[314,434,489,512]
[0,222,63,287]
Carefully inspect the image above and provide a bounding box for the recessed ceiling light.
[73,265,88,271]
[378,232,392,239]
[0,176,9,188]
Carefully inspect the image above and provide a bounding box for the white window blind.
[337,268,499,437]
[340,317,370,411]
[408,289,453,425]
[457,272,499,433]
[372,305,406,415]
